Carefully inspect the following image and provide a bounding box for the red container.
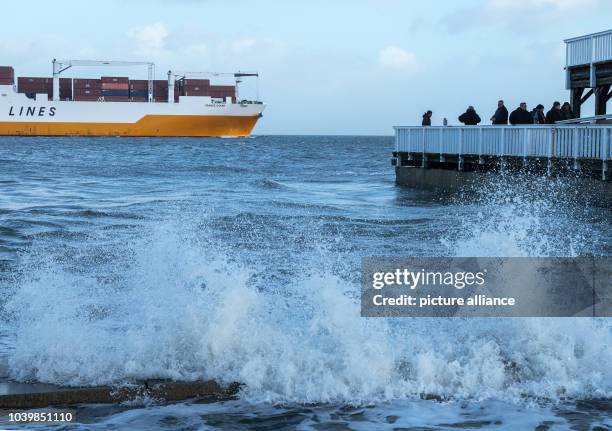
[101,82,129,90]
[210,85,235,95]
[0,66,14,84]
[130,80,149,89]
[183,85,209,92]
[184,79,210,86]
[73,78,101,89]
[75,89,101,96]
[130,96,148,102]
[18,77,51,92]
[101,76,129,83]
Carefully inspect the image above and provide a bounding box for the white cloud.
[230,38,257,54]
[486,0,598,13]
[378,46,417,70]
[127,23,169,53]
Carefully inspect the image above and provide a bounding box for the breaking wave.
[3,174,612,405]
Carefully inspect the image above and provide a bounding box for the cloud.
[486,0,598,13]
[378,46,417,70]
[443,0,600,34]
[127,23,169,53]
[230,38,257,54]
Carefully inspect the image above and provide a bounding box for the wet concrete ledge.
[394,165,612,208]
[0,380,240,409]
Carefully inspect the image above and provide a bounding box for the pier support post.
[396,152,404,167]
[547,159,553,176]
[440,154,445,163]
[458,156,464,171]
[421,154,429,169]
[603,160,608,181]
[573,159,581,171]
[595,84,611,116]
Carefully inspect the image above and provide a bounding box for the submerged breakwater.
[0,136,610,429]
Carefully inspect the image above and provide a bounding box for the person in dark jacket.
[545,101,563,124]
[561,102,574,120]
[531,104,546,124]
[458,106,481,125]
[422,110,432,126]
[490,100,508,125]
[509,102,534,125]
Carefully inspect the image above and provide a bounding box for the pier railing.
[393,125,612,161]
[565,29,612,67]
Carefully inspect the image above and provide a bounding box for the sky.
[0,0,610,135]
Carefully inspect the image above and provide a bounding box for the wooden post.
[595,84,611,116]
[604,128,610,181]
[570,88,585,119]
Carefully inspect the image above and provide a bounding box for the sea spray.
[3,171,612,405]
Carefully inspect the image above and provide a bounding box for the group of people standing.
[421,100,575,126]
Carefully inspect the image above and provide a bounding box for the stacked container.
[59,78,73,100]
[17,77,52,99]
[209,85,236,101]
[152,80,179,102]
[74,78,101,101]
[17,77,72,100]
[0,66,14,85]
[183,79,210,96]
[101,77,129,101]
[129,79,149,101]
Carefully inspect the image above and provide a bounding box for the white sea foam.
[4,175,612,405]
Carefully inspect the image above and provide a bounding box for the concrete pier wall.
[395,165,612,207]
[0,380,239,409]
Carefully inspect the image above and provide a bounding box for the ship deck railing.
[393,125,612,161]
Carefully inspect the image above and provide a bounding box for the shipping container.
[184,79,210,86]
[183,85,209,92]
[74,89,102,96]
[101,82,129,90]
[73,78,101,89]
[0,66,14,85]
[130,90,148,97]
[101,89,129,96]
[101,76,129,83]
[129,80,149,90]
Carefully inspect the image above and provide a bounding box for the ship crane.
[52,59,155,102]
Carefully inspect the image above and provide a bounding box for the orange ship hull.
[0,114,261,137]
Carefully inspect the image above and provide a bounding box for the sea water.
[0,136,610,430]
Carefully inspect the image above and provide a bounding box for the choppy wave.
[3,174,611,407]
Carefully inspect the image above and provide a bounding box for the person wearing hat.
[531,104,546,124]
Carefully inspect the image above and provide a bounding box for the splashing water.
[0,137,610,430]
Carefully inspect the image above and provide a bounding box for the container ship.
[0,59,264,137]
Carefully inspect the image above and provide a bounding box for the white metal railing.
[393,126,612,161]
[565,29,612,67]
